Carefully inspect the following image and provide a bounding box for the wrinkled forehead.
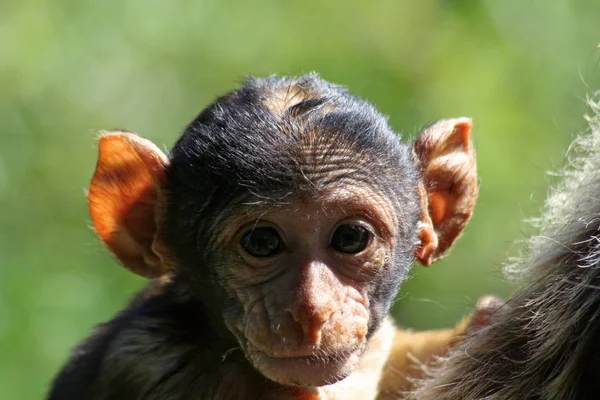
[214,184,399,245]
[166,76,420,240]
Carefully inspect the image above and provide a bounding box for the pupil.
[241,227,281,257]
[332,224,370,254]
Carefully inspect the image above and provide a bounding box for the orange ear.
[413,118,478,266]
[88,131,171,278]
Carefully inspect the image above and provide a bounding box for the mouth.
[246,345,363,387]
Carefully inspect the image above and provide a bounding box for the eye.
[240,227,283,257]
[331,224,371,254]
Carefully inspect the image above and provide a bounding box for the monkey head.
[87,75,477,388]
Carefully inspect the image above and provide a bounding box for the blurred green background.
[1,0,600,398]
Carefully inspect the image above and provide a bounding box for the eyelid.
[331,223,371,254]
[236,222,288,261]
[238,221,286,243]
[334,203,394,239]
[331,218,377,240]
[240,226,283,257]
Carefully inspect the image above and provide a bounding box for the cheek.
[334,240,394,283]
[220,281,268,341]
[220,269,295,347]
[319,287,370,347]
[360,246,390,274]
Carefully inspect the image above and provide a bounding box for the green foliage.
[1,1,599,398]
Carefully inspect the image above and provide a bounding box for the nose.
[286,260,336,346]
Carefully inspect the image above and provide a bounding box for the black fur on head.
[161,74,421,333]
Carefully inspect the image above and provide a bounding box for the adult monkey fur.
[408,99,600,399]
[48,74,484,400]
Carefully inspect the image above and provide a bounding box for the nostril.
[287,304,334,347]
[306,325,322,347]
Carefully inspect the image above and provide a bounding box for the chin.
[249,347,363,387]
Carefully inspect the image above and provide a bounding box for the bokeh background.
[2,0,600,398]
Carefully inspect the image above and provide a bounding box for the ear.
[88,131,172,278]
[413,118,478,266]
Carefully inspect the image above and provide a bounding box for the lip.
[245,336,359,361]
[247,345,362,387]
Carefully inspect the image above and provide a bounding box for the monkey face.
[84,75,478,394]
[216,187,397,387]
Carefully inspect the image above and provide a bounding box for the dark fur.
[163,75,420,336]
[410,100,600,400]
[48,276,276,399]
[48,75,421,399]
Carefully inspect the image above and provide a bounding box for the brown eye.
[331,224,370,254]
[241,227,282,257]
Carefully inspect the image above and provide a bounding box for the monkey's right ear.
[88,131,172,279]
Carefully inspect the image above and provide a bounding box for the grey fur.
[409,98,600,400]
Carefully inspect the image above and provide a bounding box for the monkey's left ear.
[412,118,478,266]
[88,131,172,278]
